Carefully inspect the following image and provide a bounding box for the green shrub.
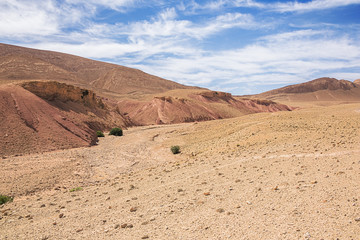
[109,128,123,136]
[171,145,180,154]
[0,195,13,205]
[69,187,83,192]
[96,131,105,137]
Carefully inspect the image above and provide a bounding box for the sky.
[1,0,360,94]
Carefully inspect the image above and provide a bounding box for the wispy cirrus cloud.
[178,0,360,13]
[128,29,360,93]
[272,0,360,12]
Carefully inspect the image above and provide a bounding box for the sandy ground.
[0,103,359,239]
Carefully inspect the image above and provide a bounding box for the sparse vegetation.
[96,131,105,137]
[171,145,181,154]
[69,187,83,192]
[0,194,13,205]
[109,127,123,136]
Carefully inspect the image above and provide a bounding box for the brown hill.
[118,90,293,125]
[0,43,295,149]
[354,79,360,85]
[0,81,133,157]
[0,43,195,96]
[254,77,360,105]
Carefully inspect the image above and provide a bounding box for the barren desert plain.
[1,102,360,239]
[0,44,360,240]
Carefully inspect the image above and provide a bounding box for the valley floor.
[1,103,360,239]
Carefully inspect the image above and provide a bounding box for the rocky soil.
[0,103,359,239]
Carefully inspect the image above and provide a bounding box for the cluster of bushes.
[96,127,123,138]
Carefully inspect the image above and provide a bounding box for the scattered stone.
[40,204,46,208]
[130,207,137,212]
[204,192,210,196]
[53,222,57,225]
[114,224,120,229]
[142,235,149,239]
[216,208,225,213]
[273,186,279,190]
[355,218,360,222]
[59,213,64,218]
[121,224,128,228]
[76,228,83,233]
[177,189,183,192]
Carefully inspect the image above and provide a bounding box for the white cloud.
[125,29,360,93]
[65,0,137,11]
[178,0,360,14]
[0,0,60,37]
[123,9,257,41]
[272,0,360,12]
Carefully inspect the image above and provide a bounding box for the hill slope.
[117,90,293,125]
[254,77,360,105]
[0,43,195,95]
[0,81,133,156]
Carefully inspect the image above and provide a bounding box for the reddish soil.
[0,81,133,157]
[117,90,293,125]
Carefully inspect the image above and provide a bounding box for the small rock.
[121,224,128,228]
[203,192,210,196]
[130,207,137,212]
[142,235,149,239]
[127,224,133,228]
[355,218,360,222]
[177,189,183,192]
[40,204,46,208]
[273,186,279,190]
[114,224,120,229]
[76,228,83,233]
[53,222,57,225]
[216,208,225,213]
[59,213,64,218]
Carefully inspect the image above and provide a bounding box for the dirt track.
[1,104,360,239]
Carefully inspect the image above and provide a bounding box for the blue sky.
[1,0,360,94]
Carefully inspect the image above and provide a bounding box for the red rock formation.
[117,91,293,125]
[0,81,133,156]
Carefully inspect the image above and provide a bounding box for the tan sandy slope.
[1,103,359,239]
[253,77,360,107]
[0,43,196,96]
